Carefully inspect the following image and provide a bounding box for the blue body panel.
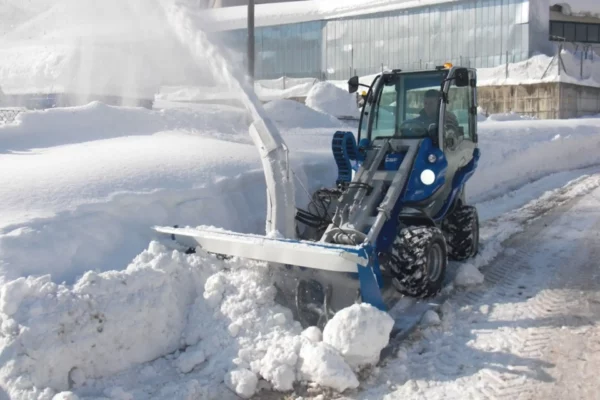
[433,147,480,222]
[355,245,386,310]
[402,138,447,203]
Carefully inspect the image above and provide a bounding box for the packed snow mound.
[263,99,344,130]
[323,303,394,370]
[305,81,360,119]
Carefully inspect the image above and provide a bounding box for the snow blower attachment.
[155,65,481,328]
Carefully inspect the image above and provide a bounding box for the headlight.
[420,169,435,185]
[427,154,437,163]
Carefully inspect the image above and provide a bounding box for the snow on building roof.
[553,0,600,18]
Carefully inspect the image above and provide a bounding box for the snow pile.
[322,304,394,370]
[0,240,388,399]
[305,82,360,119]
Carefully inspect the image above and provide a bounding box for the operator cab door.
[441,68,478,182]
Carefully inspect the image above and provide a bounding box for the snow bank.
[469,118,600,203]
[323,304,394,370]
[0,101,251,152]
[305,82,360,119]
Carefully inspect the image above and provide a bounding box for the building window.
[564,23,576,41]
[550,21,600,43]
[576,24,587,42]
[550,21,564,38]
[589,25,599,42]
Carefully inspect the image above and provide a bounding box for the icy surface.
[305,82,360,119]
[323,304,395,370]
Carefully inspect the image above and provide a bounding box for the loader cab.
[348,66,478,155]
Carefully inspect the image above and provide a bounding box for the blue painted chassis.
[330,131,480,310]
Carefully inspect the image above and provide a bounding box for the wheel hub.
[427,242,443,281]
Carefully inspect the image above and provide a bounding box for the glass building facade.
[216,0,552,80]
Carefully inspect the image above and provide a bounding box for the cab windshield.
[360,71,448,141]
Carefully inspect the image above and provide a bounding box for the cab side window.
[446,75,475,141]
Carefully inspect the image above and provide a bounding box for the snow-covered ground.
[2,1,600,399]
[357,174,600,400]
[2,92,600,399]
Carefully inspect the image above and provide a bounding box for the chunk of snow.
[175,344,206,373]
[301,326,323,343]
[52,392,79,400]
[322,303,394,370]
[305,81,360,119]
[224,368,258,399]
[228,322,241,337]
[297,341,359,393]
[273,312,287,325]
[421,310,441,327]
[455,264,485,287]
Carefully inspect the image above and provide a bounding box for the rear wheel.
[385,226,448,298]
[443,204,479,261]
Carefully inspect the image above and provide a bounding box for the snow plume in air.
[0,0,212,105]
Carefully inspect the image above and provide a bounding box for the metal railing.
[0,109,24,124]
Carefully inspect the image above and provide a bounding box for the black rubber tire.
[386,226,448,298]
[443,205,479,261]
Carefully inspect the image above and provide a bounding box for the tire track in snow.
[358,175,600,400]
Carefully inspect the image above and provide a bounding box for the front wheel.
[443,204,479,261]
[385,226,448,298]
